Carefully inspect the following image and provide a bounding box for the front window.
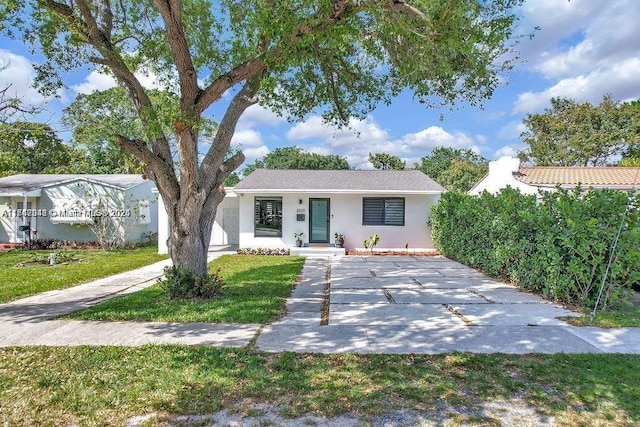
[362,197,405,226]
[254,197,283,237]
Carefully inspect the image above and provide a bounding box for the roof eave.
[234,189,442,195]
[0,189,42,197]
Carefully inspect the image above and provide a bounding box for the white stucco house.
[157,169,445,254]
[469,156,640,196]
[0,174,158,245]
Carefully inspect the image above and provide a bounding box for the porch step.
[290,246,345,257]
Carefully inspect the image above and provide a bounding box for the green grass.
[0,347,638,426]
[67,255,306,324]
[563,301,640,328]
[0,247,168,303]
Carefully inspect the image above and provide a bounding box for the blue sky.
[1,0,640,170]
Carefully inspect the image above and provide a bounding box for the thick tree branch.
[40,0,175,170]
[200,76,260,194]
[96,0,114,38]
[153,0,199,108]
[195,58,266,114]
[75,0,112,49]
[116,134,179,200]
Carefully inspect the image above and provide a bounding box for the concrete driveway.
[257,256,640,354]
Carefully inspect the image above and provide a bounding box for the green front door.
[309,198,330,243]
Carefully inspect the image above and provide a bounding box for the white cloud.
[237,104,287,130]
[286,114,477,169]
[287,115,389,147]
[497,120,527,140]
[515,0,602,73]
[513,57,640,113]
[512,0,640,114]
[71,66,175,95]
[231,129,263,148]
[399,126,474,151]
[241,145,269,165]
[71,70,117,94]
[0,49,49,105]
[531,0,640,79]
[493,145,522,160]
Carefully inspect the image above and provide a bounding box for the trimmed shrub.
[159,265,225,300]
[430,187,640,310]
[236,247,290,256]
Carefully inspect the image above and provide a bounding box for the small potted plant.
[294,232,304,247]
[334,232,345,248]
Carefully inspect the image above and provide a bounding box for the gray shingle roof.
[0,174,148,195]
[234,169,444,193]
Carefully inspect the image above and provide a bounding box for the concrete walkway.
[0,248,259,347]
[256,256,640,354]
[1,253,640,353]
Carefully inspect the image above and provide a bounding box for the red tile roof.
[515,167,640,189]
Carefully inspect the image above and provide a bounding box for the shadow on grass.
[2,347,639,425]
[65,256,306,324]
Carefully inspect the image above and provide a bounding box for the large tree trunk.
[163,166,229,277]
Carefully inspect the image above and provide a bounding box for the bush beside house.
[430,187,640,310]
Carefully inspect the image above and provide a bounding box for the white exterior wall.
[210,192,239,245]
[157,188,240,254]
[157,191,169,254]
[469,156,541,196]
[238,192,439,250]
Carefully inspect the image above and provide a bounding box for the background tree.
[518,95,640,166]
[414,146,488,192]
[243,147,350,174]
[618,99,640,166]
[62,87,218,173]
[0,0,523,279]
[368,152,406,170]
[223,172,241,186]
[0,63,40,124]
[0,122,91,176]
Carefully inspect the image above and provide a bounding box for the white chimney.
[489,156,520,181]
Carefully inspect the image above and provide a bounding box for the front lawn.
[0,247,168,303]
[0,347,638,426]
[67,255,306,324]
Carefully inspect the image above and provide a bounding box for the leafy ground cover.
[0,347,638,426]
[66,255,306,323]
[0,247,168,303]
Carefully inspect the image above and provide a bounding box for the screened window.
[362,197,405,226]
[254,197,283,237]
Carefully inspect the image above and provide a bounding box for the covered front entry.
[309,198,330,243]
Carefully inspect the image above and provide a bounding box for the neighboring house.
[158,169,445,254]
[469,156,640,196]
[0,174,158,244]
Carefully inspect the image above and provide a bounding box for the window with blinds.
[362,197,405,226]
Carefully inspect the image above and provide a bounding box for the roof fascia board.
[42,177,128,191]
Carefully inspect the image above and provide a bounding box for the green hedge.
[430,187,640,310]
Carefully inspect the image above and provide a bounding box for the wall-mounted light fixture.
[299,199,303,204]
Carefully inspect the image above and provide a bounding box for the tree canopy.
[518,95,640,166]
[0,0,523,277]
[243,146,350,175]
[414,146,488,192]
[368,152,406,170]
[0,122,92,176]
